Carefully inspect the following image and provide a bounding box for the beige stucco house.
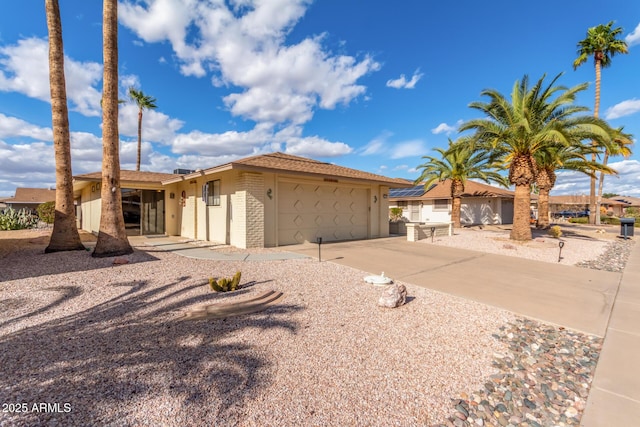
[74,152,411,248]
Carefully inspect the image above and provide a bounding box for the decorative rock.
[112,257,129,265]
[377,283,406,308]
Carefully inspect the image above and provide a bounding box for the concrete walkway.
[582,239,640,424]
[129,236,309,261]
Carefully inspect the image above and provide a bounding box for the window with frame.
[433,199,449,211]
[397,201,408,208]
[206,179,220,206]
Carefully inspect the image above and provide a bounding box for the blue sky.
[1,0,639,198]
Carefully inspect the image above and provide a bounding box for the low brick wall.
[406,222,452,242]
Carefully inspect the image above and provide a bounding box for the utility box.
[620,217,635,239]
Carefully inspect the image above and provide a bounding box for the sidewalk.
[581,239,640,425]
[128,235,310,261]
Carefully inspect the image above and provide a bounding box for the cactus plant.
[208,272,242,292]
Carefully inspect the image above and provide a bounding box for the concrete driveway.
[286,236,621,337]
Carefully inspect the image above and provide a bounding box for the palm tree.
[93,0,133,258]
[573,21,629,224]
[460,73,611,241]
[535,144,615,228]
[597,126,633,213]
[44,0,85,253]
[128,87,157,171]
[414,137,508,228]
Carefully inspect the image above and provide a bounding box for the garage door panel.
[278,181,369,245]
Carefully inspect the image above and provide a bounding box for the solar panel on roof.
[389,186,425,198]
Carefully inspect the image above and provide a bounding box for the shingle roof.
[74,170,179,183]
[0,188,56,204]
[164,152,413,187]
[390,179,513,200]
[612,196,640,206]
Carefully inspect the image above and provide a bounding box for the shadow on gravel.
[0,248,159,282]
[0,277,302,426]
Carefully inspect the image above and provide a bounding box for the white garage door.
[278,181,369,245]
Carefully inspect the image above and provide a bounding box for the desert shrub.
[569,217,588,224]
[548,225,562,238]
[208,271,242,292]
[601,216,620,225]
[0,208,39,231]
[37,201,55,224]
[389,207,404,222]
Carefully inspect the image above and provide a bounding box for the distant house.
[613,196,640,212]
[0,188,56,212]
[548,194,627,217]
[389,179,514,225]
[73,152,411,248]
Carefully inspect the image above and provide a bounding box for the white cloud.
[283,135,352,158]
[0,114,52,140]
[604,99,640,120]
[553,159,640,197]
[386,69,423,89]
[431,119,463,135]
[625,22,640,47]
[119,103,185,145]
[0,37,102,116]
[119,0,379,126]
[391,140,427,159]
[360,132,392,156]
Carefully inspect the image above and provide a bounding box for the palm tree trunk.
[450,179,464,228]
[93,0,133,258]
[589,56,602,225]
[44,0,85,253]
[596,150,609,221]
[511,184,532,241]
[536,187,551,229]
[136,108,142,171]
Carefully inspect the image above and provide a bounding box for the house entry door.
[141,190,165,235]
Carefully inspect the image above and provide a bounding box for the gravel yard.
[0,228,633,426]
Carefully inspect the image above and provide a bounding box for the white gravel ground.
[419,225,612,266]
[0,238,518,426]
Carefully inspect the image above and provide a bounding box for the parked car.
[553,210,589,219]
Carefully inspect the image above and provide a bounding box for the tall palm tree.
[414,137,508,228]
[44,0,85,253]
[128,87,157,171]
[573,21,628,224]
[93,0,133,258]
[535,143,614,229]
[460,73,611,241]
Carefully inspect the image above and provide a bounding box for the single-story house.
[389,179,514,225]
[613,196,640,212]
[548,194,627,217]
[73,152,412,248]
[0,188,56,213]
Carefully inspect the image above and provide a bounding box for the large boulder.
[378,283,407,308]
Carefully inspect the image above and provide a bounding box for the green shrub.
[548,225,562,238]
[389,207,403,222]
[568,217,588,224]
[601,217,620,225]
[0,208,39,230]
[208,271,242,292]
[37,201,55,224]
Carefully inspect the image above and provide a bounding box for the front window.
[433,199,449,212]
[206,180,220,206]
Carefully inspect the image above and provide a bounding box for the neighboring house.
[0,188,56,212]
[74,152,412,248]
[389,179,514,225]
[548,194,627,217]
[613,196,640,213]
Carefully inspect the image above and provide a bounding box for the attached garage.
[277,180,369,245]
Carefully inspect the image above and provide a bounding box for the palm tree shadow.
[0,277,302,426]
